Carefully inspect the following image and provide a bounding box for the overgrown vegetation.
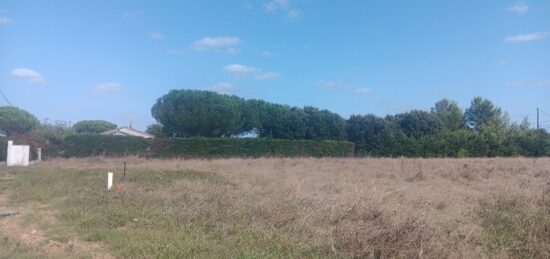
[2,157,549,258]
[55,135,354,158]
[2,93,550,159]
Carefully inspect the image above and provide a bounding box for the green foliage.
[431,98,464,130]
[151,90,244,137]
[61,134,150,157]
[393,110,444,139]
[57,135,354,158]
[151,90,347,140]
[0,106,39,135]
[33,120,76,145]
[73,120,117,134]
[464,97,504,130]
[150,138,355,158]
[146,123,168,138]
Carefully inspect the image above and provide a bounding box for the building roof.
[101,127,154,139]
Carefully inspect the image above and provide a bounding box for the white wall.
[6,141,30,166]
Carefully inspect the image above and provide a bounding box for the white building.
[102,126,154,139]
[6,140,30,166]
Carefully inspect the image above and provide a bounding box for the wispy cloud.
[264,0,302,21]
[208,82,236,93]
[508,2,529,14]
[167,48,183,56]
[10,68,46,83]
[355,88,372,94]
[315,80,372,94]
[224,64,258,74]
[504,32,550,42]
[0,16,11,25]
[193,36,242,53]
[506,80,550,87]
[261,50,275,57]
[148,32,165,40]
[92,82,122,94]
[498,59,510,65]
[224,64,280,80]
[256,71,280,80]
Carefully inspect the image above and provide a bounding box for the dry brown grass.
[23,157,549,258]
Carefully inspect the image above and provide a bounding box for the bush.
[57,135,354,158]
[61,135,150,157]
[149,137,355,158]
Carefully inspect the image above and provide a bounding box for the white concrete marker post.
[107,172,113,190]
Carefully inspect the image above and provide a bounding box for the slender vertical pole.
[537,107,539,130]
[107,172,113,190]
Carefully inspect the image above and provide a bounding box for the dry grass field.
[1,157,550,258]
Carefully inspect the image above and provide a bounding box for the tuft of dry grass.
[1,157,550,258]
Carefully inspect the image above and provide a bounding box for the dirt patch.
[0,193,114,259]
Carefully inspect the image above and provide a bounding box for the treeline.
[151,90,550,157]
[151,90,347,140]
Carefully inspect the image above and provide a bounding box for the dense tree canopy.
[0,106,39,135]
[464,97,503,130]
[431,99,464,131]
[149,90,550,157]
[151,90,244,137]
[151,90,347,140]
[73,120,117,134]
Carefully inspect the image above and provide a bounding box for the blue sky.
[1,0,549,130]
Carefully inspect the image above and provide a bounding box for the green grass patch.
[2,168,331,258]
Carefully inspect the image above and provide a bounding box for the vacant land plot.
[1,157,550,258]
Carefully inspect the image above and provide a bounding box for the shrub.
[149,137,354,158]
[61,134,150,157]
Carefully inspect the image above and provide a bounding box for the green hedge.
[150,137,355,158]
[57,135,354,158]
[61,135,151,157]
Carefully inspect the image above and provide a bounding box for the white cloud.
[508,2,529,14]
[224,64,279,80]
[504,32,550,42]
[208,82,236,93]
[92,82,122,94]
[0,16,11,25]
[261,50,275,57]
[256,71,280,80]
[286,9,301,21]
[10,68,46,83]
[224,64,258,74]
[498,59,510,65]
[506,80,550,87]
[264,0,302,21]
[193,36,242,53]
[265,0,290,11]
[355,88,372,94]
[148,32,165,40]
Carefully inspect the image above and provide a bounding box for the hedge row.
[150,137,355,158]
[60,135,151,157]
[57,135,355,158]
